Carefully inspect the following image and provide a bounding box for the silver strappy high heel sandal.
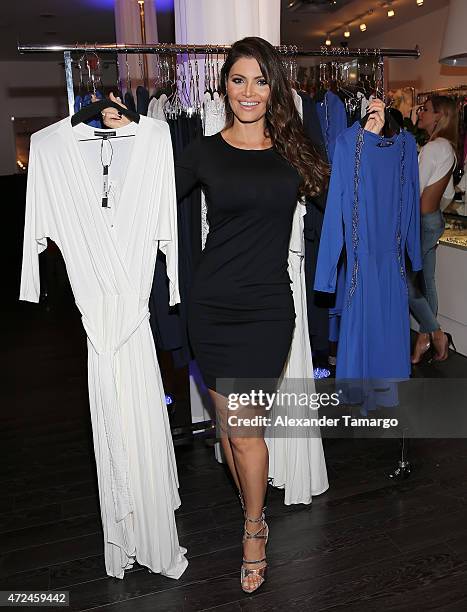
[238,489,245,512]
[240,507,269,594]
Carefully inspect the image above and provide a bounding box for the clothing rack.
[18,42,420,57]
[18,42,420,116]
[417,85,467,104]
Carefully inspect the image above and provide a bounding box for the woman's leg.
[210,389,242,493]
[419,211,445,323]
[408,212,445,335]
[208,388,268,591]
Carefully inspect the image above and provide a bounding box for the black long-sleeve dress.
[175,132,301,393]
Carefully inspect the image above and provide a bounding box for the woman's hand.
[364,98,385,135]
[94,92,132,129]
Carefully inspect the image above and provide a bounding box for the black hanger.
[71,99,140,127]
[360,108,401,136]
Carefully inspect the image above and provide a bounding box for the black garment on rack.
[136,86,150,116]
[148,112,203,368]
[124,90,136,113]
[298,91,331,356]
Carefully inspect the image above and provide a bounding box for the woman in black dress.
[103,37,329,593]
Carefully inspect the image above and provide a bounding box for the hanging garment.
[267,200,329,503]
[149,112,203,368]
[74,90,104,128]
[297,90,330,355]
[316,90,348,163]
[20,116,188,580]
[136,85,150,115]
[201,96,226,248]
[124,90,136,113]
[314,123,422,380]
[316,91,349,352]
[148,94,168,121]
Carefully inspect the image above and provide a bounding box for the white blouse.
[418,137,456,209]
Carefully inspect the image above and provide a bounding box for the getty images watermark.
[226,390,399,430]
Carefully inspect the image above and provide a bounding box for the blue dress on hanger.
[314,122,422,381]
[316,90,348,163]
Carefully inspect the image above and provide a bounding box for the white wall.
[0,60,68,176]
[360,6,467,93]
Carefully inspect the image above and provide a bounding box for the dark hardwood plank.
[4,236,467,611]
[199,543,466,612]
[0,567,50,591]
[0,503,62,534]
[0,515,102,555]
[0,534,103,578]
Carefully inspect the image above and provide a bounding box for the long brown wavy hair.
[220,37,329,198]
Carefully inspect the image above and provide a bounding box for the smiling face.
[225,57,271,125]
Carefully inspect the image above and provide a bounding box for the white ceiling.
[1,0,450,61]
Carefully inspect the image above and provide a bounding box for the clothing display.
[315,123,422,380]
[201,95,227,248]
[175,132,299,390]
[73,89,104,128]
[296,90,330,355]
[149,112,203,368]
[266,200,329,503]
[20,115,187,580]
[136,85,150,115]
[315,90,349,354]
[316,90,348,163]
[148,94,168,121]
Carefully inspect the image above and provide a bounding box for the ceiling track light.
[416,0,423,5]
[386,2,395,18]
[325,35,332,46]
[344,27,351,38]
[360,23,367,32]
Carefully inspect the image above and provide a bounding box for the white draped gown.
[20,116,188,580]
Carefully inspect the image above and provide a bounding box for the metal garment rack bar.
[18,43,421,58]
[417,84,467,103]
[18,42,420,115]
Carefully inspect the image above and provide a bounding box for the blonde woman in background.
[410,96,458,363]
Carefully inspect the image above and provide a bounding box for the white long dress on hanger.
[20,116,188,580]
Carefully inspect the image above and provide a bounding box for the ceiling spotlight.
[416,0,423,5]
[344,27,350,38]
[387,3,395,17]
[360,23,367,32]
[325,35,332,46]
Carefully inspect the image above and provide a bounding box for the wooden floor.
[3,298,467,612]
